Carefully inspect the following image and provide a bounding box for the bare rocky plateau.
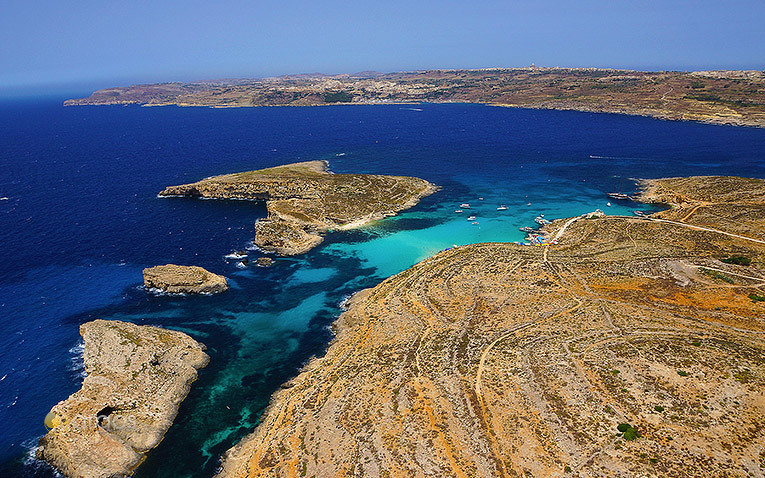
[215,176,765,477]
[160,160,437,255]
[37,320,209,478]
[66,68,765,127]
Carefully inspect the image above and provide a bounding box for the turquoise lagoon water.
[0,100,764,477]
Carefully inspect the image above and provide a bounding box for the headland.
[215,176,765,477]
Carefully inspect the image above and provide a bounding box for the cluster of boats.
[455,199,509,225]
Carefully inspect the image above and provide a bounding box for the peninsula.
[159,160,437,255]
[37,320,209,478]
[216,176,765,477]
[66,68,765,127]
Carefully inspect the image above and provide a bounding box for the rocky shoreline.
[37,320,209,478]
[215,176,765,477]
[65,68,765,128]
[160,160,438,255]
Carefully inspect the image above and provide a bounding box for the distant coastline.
[65,67,765,128]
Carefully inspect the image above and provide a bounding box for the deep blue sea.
[1,99,764,477]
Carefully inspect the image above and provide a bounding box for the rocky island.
[37,319,209,478]
[215,176,765,477]
[143,264,228,294]
[160,160,437,255]
[66,68,765,127]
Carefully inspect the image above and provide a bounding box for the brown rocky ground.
[37,320,209,478]
[216,176,765,478]
[143,264,228,294]
[66,68,765,127]
[160,160,437,255]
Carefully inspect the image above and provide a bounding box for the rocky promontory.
[216,176,765,477]
[143,264,228,294]
[37,320,209,478]
[159,160,437,255]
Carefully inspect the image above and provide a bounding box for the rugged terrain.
[143,264,228,294]
[160,160,437,255]
[66,68,765,127]
[216,176,765,477]
[37,320,209,478]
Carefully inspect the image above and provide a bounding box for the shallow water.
[1,100,763,477]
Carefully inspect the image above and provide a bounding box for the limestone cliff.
[37,319,209,478]
[216,177,765,477]
[159,160,437,255]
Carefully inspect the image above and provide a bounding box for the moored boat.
[607,192,632,200]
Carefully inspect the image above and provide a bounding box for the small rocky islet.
[37,320,209,478]
[143,264,228,294]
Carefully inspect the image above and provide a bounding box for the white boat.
[606,202,612,207]
[460,203,471,208]
[472,221,479,225]
[467,215,477,221]
[455,209,463,213]
[478,197,484,201]
[534,216,552,225]
[497,205,508,211]
[607,192,632,200]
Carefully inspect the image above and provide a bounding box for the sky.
[1,0,764,96]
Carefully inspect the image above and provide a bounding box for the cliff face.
[37,320,209,478]
[65,68,765,128]
[216,177,765,477]
[143,264,228,294]
[160,160,438,255]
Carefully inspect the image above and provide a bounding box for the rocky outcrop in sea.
[143,264,228,294]
[37,319,209,478]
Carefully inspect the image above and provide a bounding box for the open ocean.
[1,99,764,477]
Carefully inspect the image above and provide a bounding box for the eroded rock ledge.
[143,264,228,294]
[216,176,765,477]
[159,160,438,255]
[38,320,209,478]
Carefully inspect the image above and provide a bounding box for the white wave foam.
[68,340,87,379]
[337,293,354,311]
[22,437,62,476]
[224,252,248,260]
[141,286,188,297]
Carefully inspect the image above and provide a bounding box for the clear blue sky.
[1,0,763,95]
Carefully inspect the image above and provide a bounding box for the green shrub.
[617,423,640,441]
[721,256,751,266]
[677,370,689,377]
[749,293,765,303]
[654,405,665,412]
[323,91,354,103]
